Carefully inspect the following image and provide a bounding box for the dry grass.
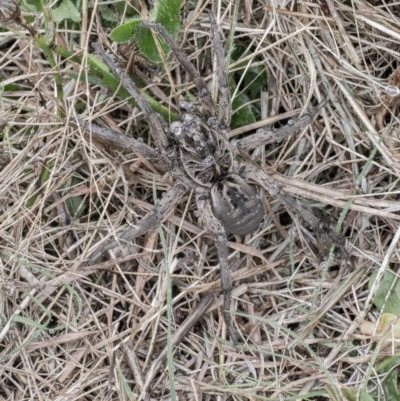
[1,0,400,400]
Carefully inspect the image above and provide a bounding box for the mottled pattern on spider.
[87,12,344,344]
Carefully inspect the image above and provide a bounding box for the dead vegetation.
[1,0,400,400]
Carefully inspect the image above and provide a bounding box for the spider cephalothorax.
[86,12,347,344]
[170,112,233,185]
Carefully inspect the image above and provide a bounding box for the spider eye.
[179,100,195,112]
[207,117,217,127]
[170,122,183,136]
[198,88,208,97]
[204,155,214,166]
[182,113,195,122]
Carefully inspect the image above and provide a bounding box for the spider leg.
[242,164,350,263]
[141,22,216,116]
[208,11,231,128]
[92,43,171,153]
[234,99,328,152]
[89,182,187,265]
[197,194,238,344]
[77,119,169,172]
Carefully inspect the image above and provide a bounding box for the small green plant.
[110,0,182,64]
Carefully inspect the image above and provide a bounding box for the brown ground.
[1,0,400,400]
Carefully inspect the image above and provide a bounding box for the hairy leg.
[92,43,171,152]
[208,11,231,129]
[234,99,328,153]
[89,182,187,264]
[197,194,238,344]
[77,120,168,172]
[242,164,350,264]
[142,22,216,117]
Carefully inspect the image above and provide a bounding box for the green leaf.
[85,53,178,121]
[154,0,181,38]
[26,161,52,208]
[375,356,400,400]
[118,365,134,398]
[136,27,169,64]
[229,44,266,128]
[245,65,268,100]
[381,370,400,401]
[109,0,182,62]
[137,0,182,64]
[110,18,142,43]
[375,355,400,373]
[21,0,42,13]
[52,0,81,23]
[13,316,48,330]
[369,269,400,314]
[66,195,86,218]
[65,178,86,218]
[232,45,268,100]
[98,5,119,23]
[4,83,19,92]
[231,91,256,129]
[380,370,400,400]
[340,387,375,401]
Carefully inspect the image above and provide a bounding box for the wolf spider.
[87,12,346,344]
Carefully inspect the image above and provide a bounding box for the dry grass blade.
[1,0,400,400]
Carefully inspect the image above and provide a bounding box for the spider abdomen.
[210,174,264,235]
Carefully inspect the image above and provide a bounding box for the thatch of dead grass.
[1,0,400,400]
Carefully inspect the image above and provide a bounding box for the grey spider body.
[211,173,264,235]
[170,111,264,235]
[88,13,342,344]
